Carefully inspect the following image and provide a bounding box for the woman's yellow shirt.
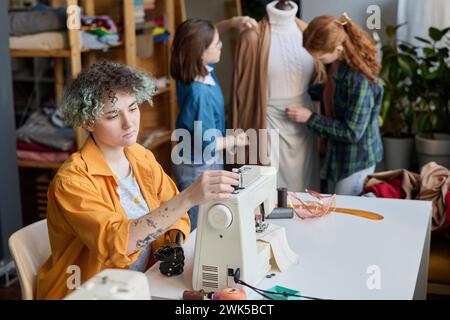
[36,137,190,299]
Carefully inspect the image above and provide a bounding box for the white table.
[146,195,432,300]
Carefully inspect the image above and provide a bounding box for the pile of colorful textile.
[363,162,450,237]
[81,15,119,50]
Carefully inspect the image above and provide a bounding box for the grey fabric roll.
[9,11,65,36]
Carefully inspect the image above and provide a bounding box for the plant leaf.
[381,90,391,120]
[441,27,450,36]
[429,27,443,41]
[386,25,396,38]
[430,113,438,127]
[398,55,416,77]
[414,36,431,44]
[423,47,435,58]
[417,112,430,133]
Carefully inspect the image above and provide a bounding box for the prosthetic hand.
[154,230,185,277]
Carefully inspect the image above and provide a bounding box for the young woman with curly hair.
[37,61,239,299]
[286,14,383,196]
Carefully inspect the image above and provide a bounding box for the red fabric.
[436,191,450,235]
[444,191,450,226]
[17,140,77,153]
[17,140,56,152]
[17,149,69,162]
[363,178,405,199]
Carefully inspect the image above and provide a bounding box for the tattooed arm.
[127,170,240,254]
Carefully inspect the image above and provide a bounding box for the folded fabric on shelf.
[16,111,75,151]
[80,30,109,50]
[17,140,77,154]
[17,149,70,162]
[10,31,67,50]
[80,15,120,48]
[9,9,65,36]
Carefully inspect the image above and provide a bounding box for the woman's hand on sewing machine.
[286,105,313,123]
[184,170,240,206]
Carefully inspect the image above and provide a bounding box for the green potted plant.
[409,26,450,169]
[379,24,415,170]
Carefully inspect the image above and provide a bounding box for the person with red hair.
[286,14,383,196]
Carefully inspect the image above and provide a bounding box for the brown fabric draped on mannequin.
[230,16,323,148]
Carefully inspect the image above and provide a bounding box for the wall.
[0,0,23,263]
[185,0,399,112]
[185,0,236,108]
[302,0,398,42]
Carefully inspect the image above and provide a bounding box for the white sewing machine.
[192,165,277,292]
[64,269,152,300]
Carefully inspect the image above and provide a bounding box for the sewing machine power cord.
[233,268,329,300]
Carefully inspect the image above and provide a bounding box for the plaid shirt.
[307,62,383,182]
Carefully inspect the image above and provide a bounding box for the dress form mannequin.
[275,0,294,11]
[266,0,320,192]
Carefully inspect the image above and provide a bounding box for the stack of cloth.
[152,24,170,42]
[81,15,120,50]
[135,0,170,43]
[9,3,119,51]
[150,17,170,42]
[9,3,67,50]
[362,162,450,237]
[134,0,145,24]
[135,0,156,26]
[17,141,76,163]
[16,109,76,163]
[9,0,39,10]
[9,4,65,36]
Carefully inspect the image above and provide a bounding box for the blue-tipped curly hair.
[59,60,156,127]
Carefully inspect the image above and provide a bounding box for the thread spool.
[182,290,205,300]
[220,288,247,300]
[278,187,288,208]
[206,292,221,300]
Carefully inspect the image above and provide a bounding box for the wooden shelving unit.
[11,0,187,225]
[16,159,63,170]
[145,0,185,172]
[11,49,74,58]
[12,0,137,169]
[88,0,186,173]
[12,0,186,173]
[12,0,80,170]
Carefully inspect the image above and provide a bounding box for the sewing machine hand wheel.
[208,204,233,230]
